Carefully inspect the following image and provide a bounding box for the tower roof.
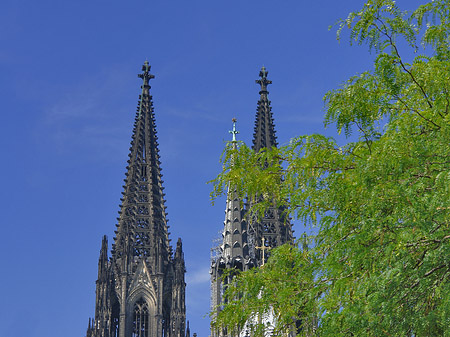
[88,62,186,337]
[220,119,248,268]
[252,66,278,152]
[249,67,293,266]
[112,61,170,273]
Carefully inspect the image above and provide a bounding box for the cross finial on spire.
[229,118,239,142]
[260,66,268,78]
[256,66,272,94]
[138,60,155,86]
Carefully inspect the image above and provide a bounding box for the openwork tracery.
[132,298,150,337]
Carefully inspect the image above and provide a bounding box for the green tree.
[210,1,450,336]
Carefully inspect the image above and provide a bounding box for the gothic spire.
[211,119,249,333]
[252,66,278,152]
[87,62,186,337]
[217,118,248,270]
[111,60,170,274]
[86,318,93,337]
[97,235,108,281]
[249,67,293,267]
[221,119,248,268]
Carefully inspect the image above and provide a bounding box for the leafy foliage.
[210,1,450,336]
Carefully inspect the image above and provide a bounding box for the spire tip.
[138,60,155,85]
[256,66,272,93]
[229,118,239,142]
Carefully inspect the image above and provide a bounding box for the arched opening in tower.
[132,298,150,337]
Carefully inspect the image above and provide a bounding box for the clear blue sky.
[0,0,424,336]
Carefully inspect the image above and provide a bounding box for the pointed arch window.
[132,298,149,337]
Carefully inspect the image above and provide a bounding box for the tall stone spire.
[222,118,248,268]
[249,66,293,267]
[112,60,170,278]
[210,119,249,337]
[210,69,297,336]
[252,66,278,152]
[86,61,186,337]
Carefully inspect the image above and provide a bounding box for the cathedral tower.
[86,62,186,337]
[210,68,294,336]
[248,66,293,266]
[210,119,248,329]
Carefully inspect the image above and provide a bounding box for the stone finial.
[255,66,272,94]
[138,60,155,86]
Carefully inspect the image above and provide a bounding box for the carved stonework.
[86,62,186,337]
[210,68,294,337]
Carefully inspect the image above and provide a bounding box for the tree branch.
[374,17,434,111]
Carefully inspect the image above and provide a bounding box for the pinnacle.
[252,67,277,151]
[256,65,272,94]
[113,62,170,269]
[138,60,155,86]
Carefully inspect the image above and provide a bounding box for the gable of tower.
[128,259,158,306]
